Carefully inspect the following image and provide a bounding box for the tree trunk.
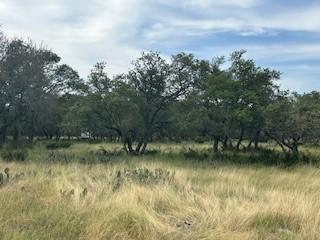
[13,127,20,143]
[236,124,244,151]
[247,138,254,149]
[213,137,219,153]
[0,126,7,144]
[28,133,34,143]
[265,132,287,153]
[135,141,143,153]
[292,144,299,156]
[222,136,228,150]
[290,138,299,156]
[246,130,260,150]
[28,125,35,143]
[140,142,148,154]
[124,138,135,154]
[123,141,128,153]
[228,138,233,149]
[43,129,49,139]
[254,130,260,150]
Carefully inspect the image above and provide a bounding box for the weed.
[60,189,75,199]
[112,168,175,191]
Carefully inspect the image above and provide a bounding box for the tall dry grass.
[0,142,320,239]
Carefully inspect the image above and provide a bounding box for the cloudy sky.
[1,0,320,92]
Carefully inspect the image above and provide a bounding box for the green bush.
[45,141,72,150]
[194,136,208,144]
[1,147,28,161]
[144,149,159,155]
[212,149,301,167]
[182,148,210,161]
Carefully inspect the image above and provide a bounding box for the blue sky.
[0,0,320,92]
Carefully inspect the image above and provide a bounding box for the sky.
[0,0,320,93]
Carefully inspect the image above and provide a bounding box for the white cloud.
[262,7,320,32]
[158,0,259,9]
[193,43,320,67]
[0,0,320,91]
[0,0,144,77]
[245,43,320,62]
[145,5,320,40]
[184,0,258,8]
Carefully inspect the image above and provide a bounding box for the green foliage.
[0,146,28,161]
[143,149,160,155]
[45,141,73,150]
[194,136,208,144]
[182,148,210,161]
[211,149,303,167]
[266,91,320,155]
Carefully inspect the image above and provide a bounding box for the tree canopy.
[1,30,319,156]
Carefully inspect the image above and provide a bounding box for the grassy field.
[0,142,320,240]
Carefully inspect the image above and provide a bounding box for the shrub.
[92,146,123,163]
[1,147,28,162]
[212,149,301,167]
[87,139,103,144]
[194,136,207,144]
[247,149,302,166]
[45,141,72,150]
[144,149,159,155]
[248,149,282,165]
[46,151,76,163]
[182,148,210,161]
[112,168,175,191]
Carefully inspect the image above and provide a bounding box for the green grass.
[0,142,320,239]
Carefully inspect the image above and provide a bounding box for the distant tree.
[180,56,232,152]
[200,70,235,152]
[50,64,85,95]
[229,50,280,150]
[192,51,280,153]
[0,30,8,144]
[297,91,320,144]
[123,51,200,154]
[3,24,320,162]
[0,38,61,143]
[265,91,320,155]
[166,97,200,142]
[87,62,111,93]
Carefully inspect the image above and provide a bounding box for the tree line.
[1,30,320,155]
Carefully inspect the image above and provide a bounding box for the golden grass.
[0,143,320,239]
